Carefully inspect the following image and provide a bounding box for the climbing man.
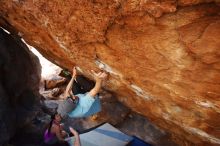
[57,66,108,118]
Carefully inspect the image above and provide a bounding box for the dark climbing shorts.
[57,96,79,118]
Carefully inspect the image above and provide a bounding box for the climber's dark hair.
[48,112,57,134]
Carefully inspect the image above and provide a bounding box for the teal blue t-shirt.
[68,93,101,118]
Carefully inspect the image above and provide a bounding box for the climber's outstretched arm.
[64,67,77,98]
[88,71,107,97]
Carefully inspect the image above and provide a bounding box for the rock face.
[0,1,220,145]
[0,28,41,145]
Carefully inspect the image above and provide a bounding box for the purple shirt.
[44,129,57,144]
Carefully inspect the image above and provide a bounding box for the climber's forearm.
[64,75,75,98]
[74,133,81,146]
[88,79,102,97]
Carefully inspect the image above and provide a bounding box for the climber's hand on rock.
[72,66,77,77]
[91,70,108,81]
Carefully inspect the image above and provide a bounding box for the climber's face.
[55,113,62,122]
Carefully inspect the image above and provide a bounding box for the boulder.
[0,28,41,145]
[45,77,67,89]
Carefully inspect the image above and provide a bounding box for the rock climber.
[57,66,108,118]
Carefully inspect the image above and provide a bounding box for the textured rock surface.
[1,1,220,145]
[45,77,67,89]
[0,28,41,145]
